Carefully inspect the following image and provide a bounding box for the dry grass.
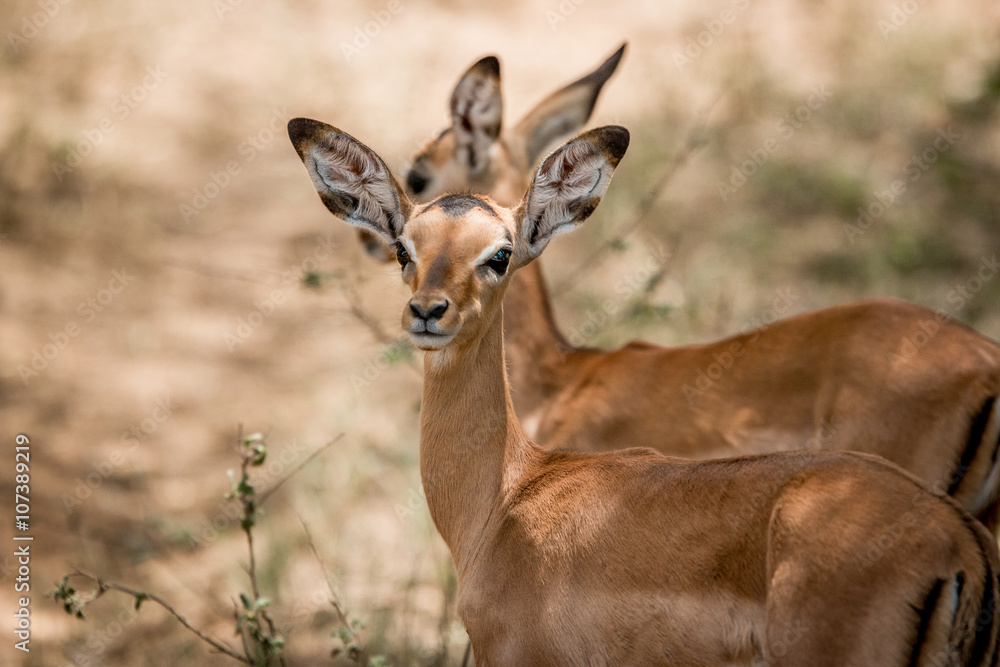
[1,0,998,664]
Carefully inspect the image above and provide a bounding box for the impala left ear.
[515,125,629,259]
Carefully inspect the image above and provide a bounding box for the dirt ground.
[1,0,999,665]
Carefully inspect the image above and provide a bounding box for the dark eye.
[395,244,410,268]
[406,170,429,196]
[486,249,511,275]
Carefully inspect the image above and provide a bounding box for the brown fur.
[288,120,1000,665]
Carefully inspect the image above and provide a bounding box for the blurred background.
[1,0,998,664]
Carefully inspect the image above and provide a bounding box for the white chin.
[409,332,454,350]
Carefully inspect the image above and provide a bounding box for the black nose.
[409,299,449,321]
[406,170,429,196]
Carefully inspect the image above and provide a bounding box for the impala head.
[356,43,627,262]
[288,118,629,352]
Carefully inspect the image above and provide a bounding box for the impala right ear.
[516,126,629,259]
[288,117,411,245]
[513,43,626,168]
[450,56,503,177]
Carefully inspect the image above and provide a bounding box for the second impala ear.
[514,43,626,167]
[516,126,629,258]
[450,55,503,177]
[288,117,411,245]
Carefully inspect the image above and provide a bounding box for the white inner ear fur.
[305,133,402,241]
[523,141,609,244]
[452,76,502,145]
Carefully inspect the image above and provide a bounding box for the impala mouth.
[407,320,456,350]
[408,331,455,350]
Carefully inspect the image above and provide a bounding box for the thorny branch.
[62,568,249,664]
[552,89,727,295]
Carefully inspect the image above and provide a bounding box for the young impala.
[354,47,1000,531]
[289,118,1000,666]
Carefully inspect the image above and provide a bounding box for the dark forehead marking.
[426,194,498,218]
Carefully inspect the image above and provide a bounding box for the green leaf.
[250,444,266,466]
[240,593,252,610]
[134,592,148,611]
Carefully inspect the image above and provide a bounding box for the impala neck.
[419,302,541,568]
[503,261,575,416]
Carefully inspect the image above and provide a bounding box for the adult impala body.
[360,46,1000,530]
[289,119,1000,666]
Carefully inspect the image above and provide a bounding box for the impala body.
[365,46,1000,531]
[289,118,1000,666]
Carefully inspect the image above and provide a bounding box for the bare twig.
[299,515,369,663]
[553,89,726,295]
[340,280,402,347]
[234,598,254,659]
[232,425,286,667]
[298,515,352,630]
[67,568,249,664]
[258,433,343,506]
[160,257,270,285]
[338,278,422,379]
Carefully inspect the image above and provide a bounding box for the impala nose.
[409,299,449,322]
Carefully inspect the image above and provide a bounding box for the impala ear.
[450,55,503,177]
[513,43,626,168]
[516,126,629,259]
[287,117,411,244]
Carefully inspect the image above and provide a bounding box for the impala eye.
[406,170,429,196]
[486,248,511,275]
[395,244,410,268]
